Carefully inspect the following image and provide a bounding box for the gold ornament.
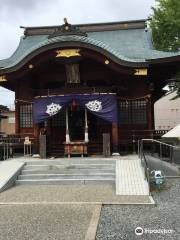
[0,75,7,82]
[56,49,81,58]
[28,64,34,69]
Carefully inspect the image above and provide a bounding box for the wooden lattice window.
[131,100,147,124]
[119,101,131,124]
[119,99,147,124]
[20,104,33,128]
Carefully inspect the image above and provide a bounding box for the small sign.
[24,136,31,145]
[134,69,148,76]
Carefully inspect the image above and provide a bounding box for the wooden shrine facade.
[0,19,179,156]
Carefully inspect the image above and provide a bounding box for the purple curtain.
[33,94,118,124]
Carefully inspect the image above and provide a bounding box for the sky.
[0,0,156,107]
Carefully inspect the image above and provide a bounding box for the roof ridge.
[20,19,148,30]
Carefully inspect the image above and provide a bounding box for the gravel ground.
[96,179,180,240]
[0,204,94,240]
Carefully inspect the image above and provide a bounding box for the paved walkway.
[0,184,153,204]
[116,158,149,195]
[10,154,138,162]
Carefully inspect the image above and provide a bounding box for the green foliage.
[150,0,180,51]
[150,0,180,98]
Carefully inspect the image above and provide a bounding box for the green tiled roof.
[0,27,180,70]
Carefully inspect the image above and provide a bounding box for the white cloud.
[0,87,15,107]
[0,0,156,106]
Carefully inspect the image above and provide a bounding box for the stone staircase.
[16,159,116,185]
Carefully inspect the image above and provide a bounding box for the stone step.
[18,173,115,180]
[25,160,116,165]
[23,164,115,171]
[16,159,116,186]
[16,178,115,185]
[21,169,115,175]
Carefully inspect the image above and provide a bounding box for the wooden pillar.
[33,123,40,154]
[103,133,111,157]
[112,122,120,155]
[15,101,20,134]
[147,96,153,130]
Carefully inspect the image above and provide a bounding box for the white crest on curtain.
[85,100,102,112]
[46,103,62,116]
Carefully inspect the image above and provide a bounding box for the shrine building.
[0,19,180,157]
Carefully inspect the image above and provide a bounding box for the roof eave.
[147,55,180,64]
[0,41,149,75]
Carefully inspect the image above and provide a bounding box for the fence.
[138,139,180,164]
[119,129,169,153]
[0,133,35,160]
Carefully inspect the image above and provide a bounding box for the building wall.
[154,91,180,130]
[0,111,15,134]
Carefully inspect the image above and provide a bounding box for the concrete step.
[25,160,116,165]
[16,178,115,185]
[16,159,116,186]
[21,169,115,175]
[23,164,115,171]
[18,173,115,180]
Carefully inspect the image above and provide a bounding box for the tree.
[150,0,180,97]
[0,105,9,112]
[150,0,180,51]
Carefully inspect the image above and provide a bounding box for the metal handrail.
[140,138,180,149]
[138,138,180,194]
[138,140,151,194]
[139,138,180,164]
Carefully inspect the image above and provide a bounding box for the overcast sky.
[0,0,156,107]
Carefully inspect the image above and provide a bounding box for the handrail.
[139,140,151,194]
[140,139,180,149]
[142,151,150,194]
[139,138,180,164]
[138,138,180,194]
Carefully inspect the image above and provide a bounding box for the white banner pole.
[66,107,70,143]
[85,108,89,143]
